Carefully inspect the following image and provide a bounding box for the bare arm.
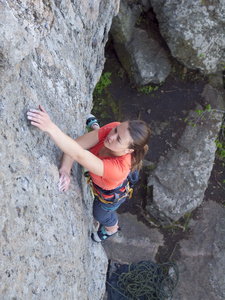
[59,129,100,175]
[75,129,100,149]
[27,106,104,177]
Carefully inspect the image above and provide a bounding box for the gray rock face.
[0,0,54,67]
[111,0,171,85]
[0,0,118,298]
[114,27,171,85]
[110,0,142,44]
[146,85,224,224]
[173,201,225,300]
[150,0,225,74]
[140,0,152,12]
[102,212,164,264]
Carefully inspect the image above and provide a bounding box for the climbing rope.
[106,260,179,300]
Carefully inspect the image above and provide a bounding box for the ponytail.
[127,120,151,172]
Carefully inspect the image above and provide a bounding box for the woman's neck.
[99,146,125,157]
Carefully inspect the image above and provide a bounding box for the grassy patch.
[92,72,122,123]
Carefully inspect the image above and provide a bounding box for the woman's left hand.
[27,105,53,132]
[58,170,71,192]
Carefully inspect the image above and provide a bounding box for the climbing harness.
[106,259,179,300]
[85,172,134,205]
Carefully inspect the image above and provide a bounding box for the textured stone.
[102,212,164,264]
[173,201,225,300]
[146,84,224,224]
[111,0,171,85]
[113,27,171,85]
[0,0,54,67]
[110,0,142,44]
[0,0,120,298]
[150,0,225,74]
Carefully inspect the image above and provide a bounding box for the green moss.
[145,165,155,171]
[92,72,122,123]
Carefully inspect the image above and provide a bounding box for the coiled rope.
[106,260,179,300]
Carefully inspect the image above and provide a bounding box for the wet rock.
[146,84,224,224]
[150,0,225,74]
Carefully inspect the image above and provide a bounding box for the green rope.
[106,260,179,300]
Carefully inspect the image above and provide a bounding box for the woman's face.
[104,122,133,155]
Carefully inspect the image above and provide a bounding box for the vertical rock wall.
[0,0,117,298]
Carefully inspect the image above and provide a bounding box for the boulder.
[173,201,225,300]
[110,0,142,44]
[102,212,164,263]
[113,27,171,85]
[150,0,225,74]
[146,84,224,224]
[111,0,171,85]
[140,0,152,12]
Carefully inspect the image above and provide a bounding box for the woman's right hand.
[27,105,54,133]
[58,170,71,192]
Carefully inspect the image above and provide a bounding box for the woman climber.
[27,105,150,242]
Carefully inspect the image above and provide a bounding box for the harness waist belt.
[85,172,133,205]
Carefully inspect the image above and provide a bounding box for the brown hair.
[127,120,151,172]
